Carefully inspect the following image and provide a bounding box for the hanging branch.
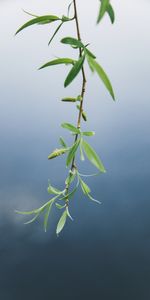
[15,0,116,235]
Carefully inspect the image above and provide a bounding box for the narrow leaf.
[16,15,61,34]
[82,140,106,173]
[22,10,38,18]
[39,58,75,70]
[65,169,77,185]
[84,48,96,59]
[15,209,40,215]
[107,4,115,24]
[66,139,80,167]
[66,207,73,221]
[47,183,62,195]
[44,201,54,232]
[48,22,63,45]
[97,0,110,23]
[61,123,80,134]
[80,178,91,194]
[82,131,95,137]
[87,193,102,204]
[64,55,85,87]
[80,140,85,161]
[61,37,84,48]
[59,137,67,148]
[88,57,115,100]
[56,210,67,235]
[24,213,40,225]
[55,203,66,209]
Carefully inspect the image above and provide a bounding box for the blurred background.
[0,0,150,299]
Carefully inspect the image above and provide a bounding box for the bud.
[48,148,69,159]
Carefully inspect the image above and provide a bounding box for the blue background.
[0,0,150,299]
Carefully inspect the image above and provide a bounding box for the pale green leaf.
[66,207,73,221]
[66,139,80,167]
[64,55,85,87]
[80,140,85,161]
[56,210,67,235]
[47,183,62,195]
[61,123,80,134]
[15,208,40,215]
[59,137,67,148]
[82,140,106,173]
[55,203,66,209]
[80,178,91,194]
[24,213,40,224]
[39,58,75,70]
[44,201,54,232]
[82,131,95,137]
[87,57,115,100]
[65,169,77,185]
[84,48,96,59]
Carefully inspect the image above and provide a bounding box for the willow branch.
[65,0,87,207]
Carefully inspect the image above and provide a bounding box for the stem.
[72,0,87,163]
[65,0,87,206]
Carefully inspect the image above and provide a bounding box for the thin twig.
[65,0,87,206]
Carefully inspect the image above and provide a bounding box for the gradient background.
[0,1,150,299]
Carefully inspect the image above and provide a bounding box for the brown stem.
[65,0,87,206]
[71,0,87,164]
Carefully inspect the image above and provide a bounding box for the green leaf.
[84,48,96,59]
[65,168,77,185]
[22,9,38,18]
[61,15,71,22]
[48,22,63,45]
[86,193,102,204]
[82,131,95,137]
[24,213,40,225]
[80,139,85,161]
[39,58,75,70]
[82,140,106,173]
[61,97,77,102]
[66,207,73,221]
[80,178,91,194]
[61,123,80,134]
[61,36,84,48]
[56,210,67,235]
[87,57,115,100]
[55,203,66,209]
[97,0,110,23]
[86,54,95,72]
[107,4,115,24]
[66,139,81,167]
[44,200,55,232]
[47,183,62,195]
[15,208,40,215]
[59,137,67,148]
[48,148,69,160]
[67,1,73,17]
[64,55,85,87]
[60,180,79,201]
[15,15,61,34]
